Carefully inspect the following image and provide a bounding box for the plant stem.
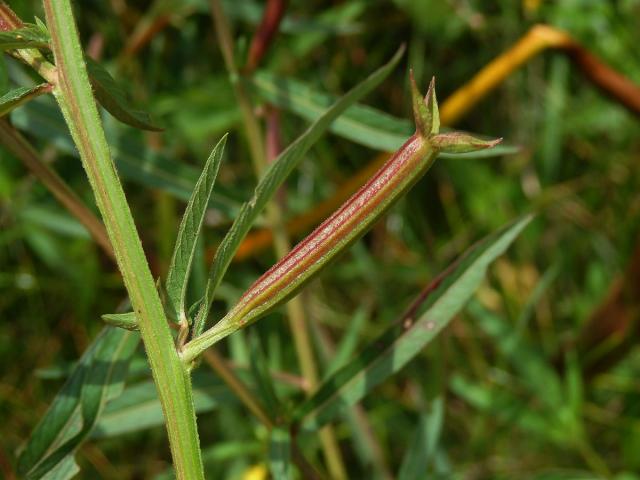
[42,2,203,478]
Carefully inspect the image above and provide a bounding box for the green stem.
[42,2,203,478]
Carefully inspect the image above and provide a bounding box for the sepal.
[102,312,139,331]
[411,72,439,138]
[430,132,502,153]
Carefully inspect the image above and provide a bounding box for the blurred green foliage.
[1,0,640,478]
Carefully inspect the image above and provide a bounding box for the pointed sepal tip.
[410,71,440,138]
[430,132,503,154]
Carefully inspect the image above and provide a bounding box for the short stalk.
[42,1,203,478]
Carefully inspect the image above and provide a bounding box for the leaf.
[268,427,292,480]
[165,135,227,321]
[294,216,532,430]
[18,327,139,479]
[10,97,239,217]
[85,57,162,131]
[0,83,50,117]
[251,70,520,158]
[92,372,238,438]
[397,396,444,480]
[252,70,410,152]
[191,46,405,337]
[0,24,50,50]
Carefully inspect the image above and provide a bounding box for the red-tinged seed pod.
[182,75,501,364]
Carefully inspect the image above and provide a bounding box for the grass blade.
[17,327,139,479]
[165,135,227,322]
[191,46,405,338]
[0,83,51,116]
[269,427,292,480]
[397,396,444,480]
[294,216,532,430]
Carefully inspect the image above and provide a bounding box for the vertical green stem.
[42,2,203,478]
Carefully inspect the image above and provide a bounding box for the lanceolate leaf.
[166,135,227,321]
[190,46,405,338]
[17,327,139,479]
[0,24,50,50]
[85,57,162,131]
[0,83,51,117]
[294,216,532,430]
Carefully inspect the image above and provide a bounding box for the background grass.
[2,0,640,478]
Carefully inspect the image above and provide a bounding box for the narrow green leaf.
[0,24,50,50]
[397,396,444,480]
[165,135,227,321]
[191,46,405,338]
[10,98,239,216]
[102,312,139,331]
[92,373,237,438]
[295,216,532,430]
[85,57,162,131]
[268,427,292,480]
[17,327,139,479]
[252,69,410,152]
[0,83,50,117]
[252,70,518,158]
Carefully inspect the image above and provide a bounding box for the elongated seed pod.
[182,75,500,364]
